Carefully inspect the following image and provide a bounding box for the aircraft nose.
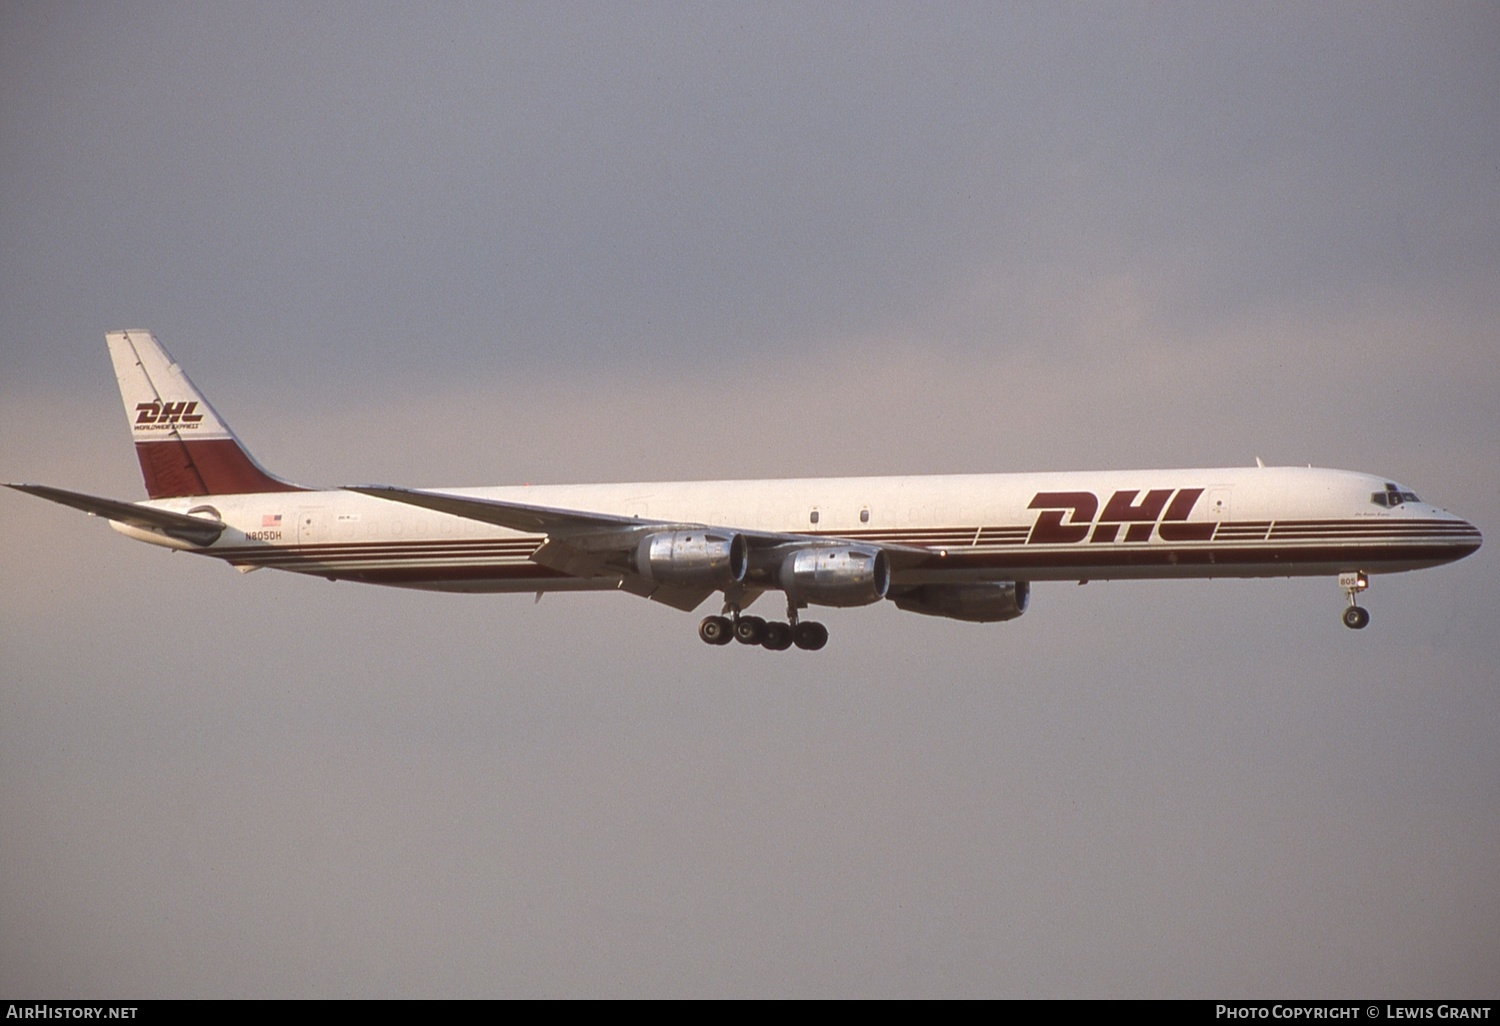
[1452,517,1482,557]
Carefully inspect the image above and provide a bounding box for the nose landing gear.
[1339,571,1370,630]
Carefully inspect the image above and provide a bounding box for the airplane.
[8,331,1483,650]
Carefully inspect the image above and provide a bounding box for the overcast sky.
[2,2,1497,998]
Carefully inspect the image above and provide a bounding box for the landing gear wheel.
[699,615,733,645]
[793,621,829,651]
[1337,572,1370,631]
[761,622,794,651]
[734,616,766,645]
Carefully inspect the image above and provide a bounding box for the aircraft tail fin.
[107,330,303,498]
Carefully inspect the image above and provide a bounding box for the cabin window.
[860,507,870,523]
[809,509,819,525]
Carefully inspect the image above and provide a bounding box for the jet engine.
[778,546,890,607]
[633,530,748,588]
[890,581,1030,622]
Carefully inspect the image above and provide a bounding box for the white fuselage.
[115,465,1481,593]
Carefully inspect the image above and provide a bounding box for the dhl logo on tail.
[134,401,204,428]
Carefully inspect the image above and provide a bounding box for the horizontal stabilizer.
[6,483,225,545]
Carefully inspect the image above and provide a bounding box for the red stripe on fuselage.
[188,522,1479,590]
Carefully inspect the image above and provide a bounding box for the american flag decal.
[262,513,282,527]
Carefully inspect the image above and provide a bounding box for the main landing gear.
[1339,571,1370,630]
[698,598,829,651]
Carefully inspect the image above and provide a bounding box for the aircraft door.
[1206,488,1232,524]
[297,508,325,547]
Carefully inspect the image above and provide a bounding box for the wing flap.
[616,574,716,612]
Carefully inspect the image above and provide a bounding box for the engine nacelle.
[890,581,1030,622]
[778,546,890,607]
[634,530,748,588]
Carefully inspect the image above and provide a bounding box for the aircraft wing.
[345,484,655,535]
[345,484,933,560]
[345,484,934,611]
[345,484,734,610]
[6,483,225,545]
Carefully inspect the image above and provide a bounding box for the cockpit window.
[1370,484,1421,508]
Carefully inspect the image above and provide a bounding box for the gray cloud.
[2,1,1497,997]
